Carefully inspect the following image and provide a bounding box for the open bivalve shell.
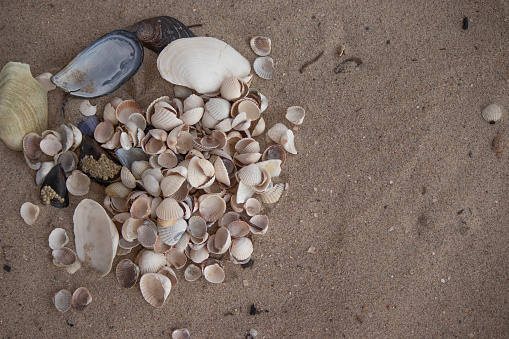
[158,266,178,287]
[202,261,225,284]
[165,248,187,269]
[157,36,251,94]
[71,287,92,310]
[20,202,40,225]
[230,237,253,261]
[184,264,202,282]
[140,273,172,308]
[116,259,140,289]
[245,198,262,216]
[73,199,119,276]
[66,170,91,196]
[48,228,69,250]
[250,214,269,234]
[137,220,158,248]
[285,106,305,125]
[156,198,184,226]
[53,289,72,313]
[250,36,272,56]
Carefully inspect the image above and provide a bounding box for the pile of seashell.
[19,34,305,310]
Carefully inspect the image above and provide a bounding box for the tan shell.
[105,182,131,198]
[39,135,62,156]
[230,237,253,261]
[285,106,305,125]
[165,248,187,269]
[203,262,225,284]
[94,120,115,144]
[130,196,152,219]
[137,222,158,249]
[121,217,144,241]
[20,202,40,225]
[55,150,78,173]
[79,100,97,116]
[116,259,139,289]
[52,247,77,266]
[138,250,168,275]
[151,102,182,131]
[482,103,502,124]
[187,245,210,264]
[116,99,141,124]
[234,152,262,167]
[103,103,118,124]
[23,132,42,159]
[184,264,202,282]
[174,232,190,252]
[121,166,137,189]
[245,198,262,216]
[158,150,178,169]
[199,195,226,222]
[236,181,256,204]
[183,94,204,111]
[53,289,72,313]
[230,194,244,213]
[232,98,261,120]
[249,214,269,234]
[156,198,184,223]
[158,218,187,245]
[227,220,250,238]
[259,183,284,203]
[187,216,207,239]
[201,110,220,129]
[250,36,272,56]
[131,160,152,180]
[66,170,91,196]
[139,273,172,308]
[71,287,92,310]
[220,77,247,101]
[146,96,171,124]
[187,157,215,189]
[48,228,69,250]
[102,128,121,149]
[253,56,275,79]
[158,266,178,287]
[231,112,251,131]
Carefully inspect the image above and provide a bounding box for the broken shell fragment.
[20,202,40,225]
[74,199,119,276]
[262,146,286,166]
[53,289,72,313]
[250,36,272,56]
[482,103,502,124]
[116,259,140,289]
[139,273,172,308]
[259,183,284,204]
[281,130,297,154]
[35,72,56,91]
[48,228,69,250]
[253,56,275,79]
[71,287,92,310]
[285,106,305,125]
[79,100,97,116]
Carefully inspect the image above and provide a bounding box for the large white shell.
[20,202,40,225]
[73,199,119,276]
[157,37,251,94]
[139,273,172,308]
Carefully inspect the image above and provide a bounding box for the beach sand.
[1,0,508,337]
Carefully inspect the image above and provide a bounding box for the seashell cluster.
[23,32,304,310]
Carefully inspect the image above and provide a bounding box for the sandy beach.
[1,0,508,338]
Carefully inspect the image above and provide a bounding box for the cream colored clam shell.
[20,202,40,225]
[140,273,172,308]
[285,106,305,125]
[245,198,262,216]
[73,199,119,277]
[66,170,90,196]
[203,262,225,284]
[184,264,202,282]
[48,228,69,250]
[157,37,251,94]
[230,237,253,261]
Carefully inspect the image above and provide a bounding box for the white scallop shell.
[253,56,275,79]
[220,77,244,101]
[158,218,187,246]
[183,94,204,111]
[482,103,502,124]
[20,202,40,225]
[105,182,131,198]
[48,228,69,250]
[139,273,172,308]
[188,157,215,189]
[66,170,90,196]
[120,167,137,189]
[251,117,265,137]
[237,163,263,186]
[79,100,97,116]
[187,246,209,264]
[180,107,204,125]
[199,195,226,222]
[230,237,253,261]
[259,183,285,204]
[94,120,114,143]
[39,135,62,156]
[205,98,231,121]
[138,250,168,275]
[201,110,220,129]
[53,289,72,313]
[158,37,251,94]
[131,160,152,180]
[228,220,251,239]
[257,159,282,178]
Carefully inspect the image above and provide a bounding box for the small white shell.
[203,262,225,284]
[230,237,253,261]
[20,202,40,225]
[251,117,265,137]
[183,94,204,111]
[66,170,91,196]
[156,198,184,223]
[172,329,191,339]
[53,289,72,313]
[482,103,502,124]
[237,163,263,186]
[39,136,62,156]
[48,228,69,250]
[205,98,231,121]
[139,273,172,308]
[285,106,305,125]
[250,36,272,56]
[79,100,97,116]
[245,198,262,216]
[253,56,275,79]
[138,250,168,275]
[281,130,297,154]
[184,264,202,282]
[259,183,285,203]
[220,77,245,101]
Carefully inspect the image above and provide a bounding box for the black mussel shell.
[40,164,69,208]
[115,147,150,171]
[79,134,121,184]
[51,30,143,98]
[77,115,100,137]
[125,16,195,53]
